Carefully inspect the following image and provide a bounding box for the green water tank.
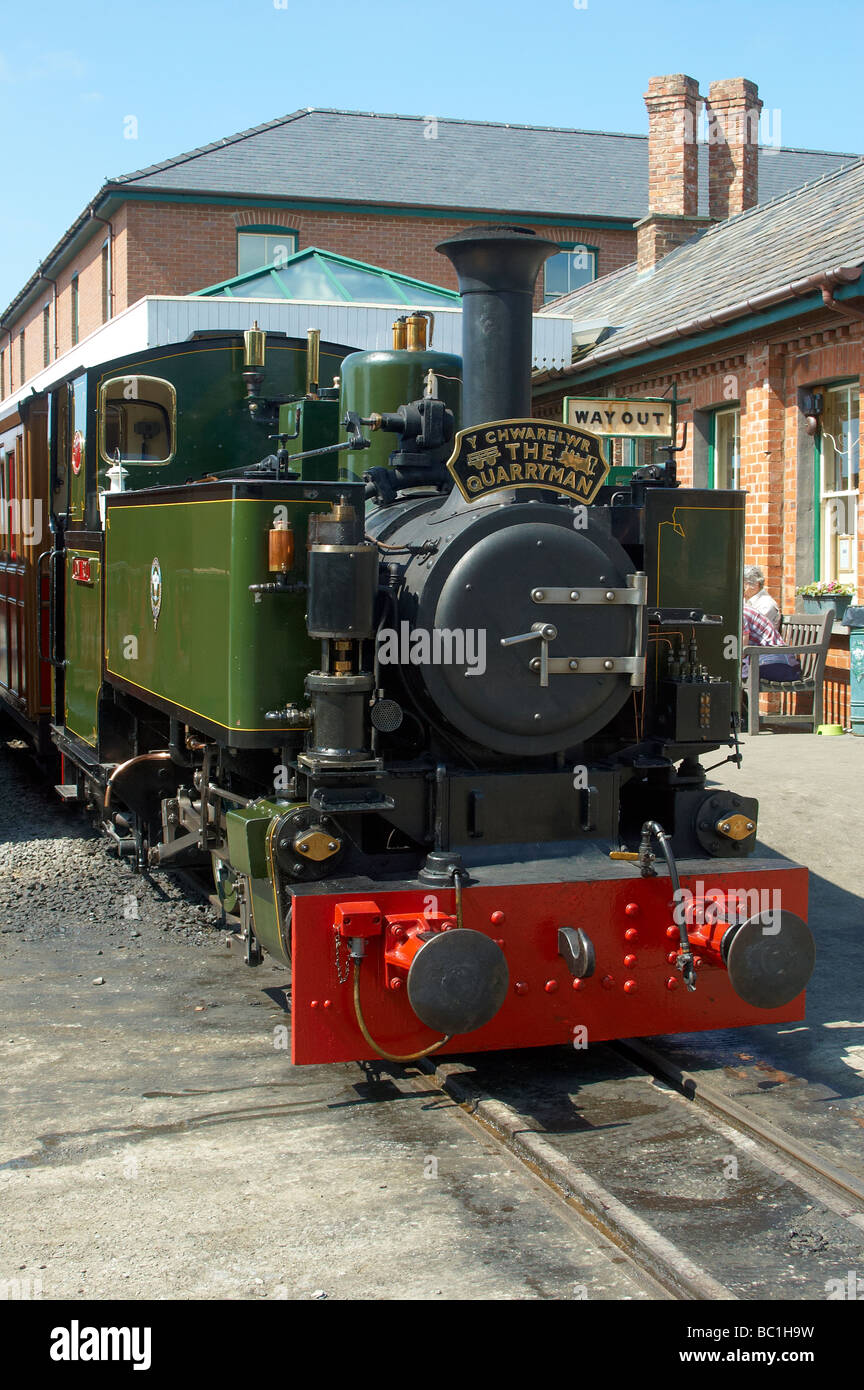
[339,314,461,480]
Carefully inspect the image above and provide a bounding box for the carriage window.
[99,376,176,465]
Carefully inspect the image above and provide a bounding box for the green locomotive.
[1,232,814,1068]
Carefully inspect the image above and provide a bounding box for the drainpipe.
[0,324,10,401]
[818,269,864,322]
[40,271,59,362]
[89,203,114,319]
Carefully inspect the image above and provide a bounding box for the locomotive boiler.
[5,226,815,1066]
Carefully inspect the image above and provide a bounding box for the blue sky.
[0,0,861,309]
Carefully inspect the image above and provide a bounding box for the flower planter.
[800,596,854,622]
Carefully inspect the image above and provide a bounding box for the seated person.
[743,602,802,683]
[743,565,780,627]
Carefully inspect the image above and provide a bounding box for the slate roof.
[112,108,858,221]
[537,157,864,370]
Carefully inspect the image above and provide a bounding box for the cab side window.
[99,376,176,465]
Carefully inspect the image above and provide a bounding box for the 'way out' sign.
[565,397,673,438]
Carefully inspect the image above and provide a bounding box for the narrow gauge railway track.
[612,1038,864,1221]
[400,1040,864,1301]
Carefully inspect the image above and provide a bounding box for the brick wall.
[123,200,636,311]
[1,198,636,382]
[535,316,863,619]
[1,208,127,393]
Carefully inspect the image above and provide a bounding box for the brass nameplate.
[446,418,609,504]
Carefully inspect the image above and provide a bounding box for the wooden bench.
[744,609,834,734]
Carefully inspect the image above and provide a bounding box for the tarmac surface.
[1,730,862,1301]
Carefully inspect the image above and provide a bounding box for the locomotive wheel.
[105,752,182,825]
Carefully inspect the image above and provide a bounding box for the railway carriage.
[0,227,814,1065]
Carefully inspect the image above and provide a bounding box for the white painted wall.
[0,295,572,425]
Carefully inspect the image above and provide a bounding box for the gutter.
[0,188,116,328]
[533,265,863,385]
[821,277,864,321]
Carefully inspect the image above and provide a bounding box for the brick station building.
[533,75,864,724]
[0,94,856,403]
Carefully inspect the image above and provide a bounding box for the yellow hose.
[352,959,451,1062]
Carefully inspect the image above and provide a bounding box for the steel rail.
[412,1055,737,1302]
[613,1037,864,1213]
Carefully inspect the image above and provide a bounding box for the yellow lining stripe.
[266,816,293,959]
[104,667,293,733]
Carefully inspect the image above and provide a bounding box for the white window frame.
[818,382,859,593]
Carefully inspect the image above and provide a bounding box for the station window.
[543,246,597,305]
[43,305,51,368]
[237,227,299,276]
[817,382,859,592]
[99,375,177,466]
[0,348,5,398]
[71,276,80,347]
[709,406,740,489]
[18,333,25,386]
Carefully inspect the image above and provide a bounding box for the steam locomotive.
[1,226,814,1065]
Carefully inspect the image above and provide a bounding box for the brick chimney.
[706,78,762,219]
[637,74,712,273]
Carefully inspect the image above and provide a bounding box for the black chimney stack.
[436,225,558,429]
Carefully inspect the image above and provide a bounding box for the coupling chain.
[334,927,350,985]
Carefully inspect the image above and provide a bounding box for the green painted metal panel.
[104,483,349,741]
[814,433,823,579]
[90,341,348,495]
[225,798,296,964]
[64,547,102,746]
[226,801,279,878]
[277,398,341,481]
[339,347,462,479]
[644,488,745,704]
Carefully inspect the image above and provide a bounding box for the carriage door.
[62,373,102,746]
[0,440,26,703]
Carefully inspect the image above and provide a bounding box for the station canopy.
[196,246,460,308]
